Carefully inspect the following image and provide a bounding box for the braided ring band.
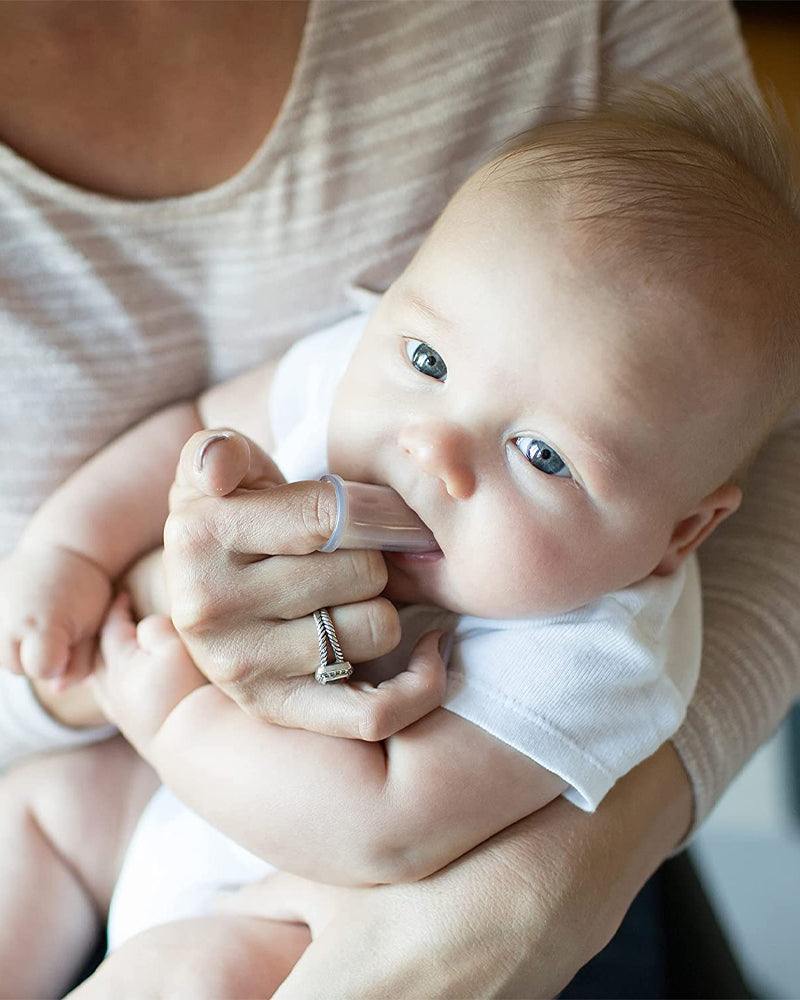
[312,608,353,685]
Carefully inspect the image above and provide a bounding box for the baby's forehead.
[431,163,781,458]
[470,140,765,281]
[450,123,792,361]
[447,160,760,348]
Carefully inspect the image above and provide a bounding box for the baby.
[1,83,799,997]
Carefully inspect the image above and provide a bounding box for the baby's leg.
[70,913,311,1000]
[0,737,158,999]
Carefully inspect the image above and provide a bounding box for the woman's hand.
[220,742,693,999]
[161,430,445,739]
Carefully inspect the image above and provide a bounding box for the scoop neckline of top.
[0,0,317,217]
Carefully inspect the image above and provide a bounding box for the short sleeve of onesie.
[270,315,702,810]
[447,567,700,810]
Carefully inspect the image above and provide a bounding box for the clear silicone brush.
[318,474,438,553]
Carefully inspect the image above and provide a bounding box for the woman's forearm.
[481,742,692,995]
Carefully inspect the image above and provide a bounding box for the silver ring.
[312,608,353,685]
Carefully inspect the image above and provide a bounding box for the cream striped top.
[0,0,796,832]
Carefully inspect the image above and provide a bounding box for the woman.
[1,2,796,995]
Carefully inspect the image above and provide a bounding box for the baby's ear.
[653,483,742,576]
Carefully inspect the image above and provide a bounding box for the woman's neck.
[0,0,308,199]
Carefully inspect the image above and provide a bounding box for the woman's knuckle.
[162,510,188,550]
[362,550,389,592]
[300,489,337,547]
[204,646,250,688]
[264,684,300,728]
[357,701,394,742]
[164,509,204,555]
[365,598,400,652]
[167,500,234,555]
[170,582,217,633]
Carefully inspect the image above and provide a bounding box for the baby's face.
[328,173,743,617]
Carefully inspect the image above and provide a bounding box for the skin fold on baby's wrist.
[31,675,108,729]
[17,534,113,582]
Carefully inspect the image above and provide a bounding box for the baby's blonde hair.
[488,81,800,484]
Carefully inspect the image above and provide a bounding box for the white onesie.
[107,311,700,949]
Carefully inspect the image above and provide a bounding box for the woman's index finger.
[166,477,340,558]
[215,480,340,556]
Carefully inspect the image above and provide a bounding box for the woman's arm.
[675,414,800,831]
[600,0,800,837]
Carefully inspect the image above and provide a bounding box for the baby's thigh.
[0,736,158,913]
[71,914,311,999]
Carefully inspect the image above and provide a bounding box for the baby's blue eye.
[515,437,572,478]
[405,339,447,381]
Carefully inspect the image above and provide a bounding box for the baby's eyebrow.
[398,290,454,333]
[573,430,626,483]
[526,407,628,492]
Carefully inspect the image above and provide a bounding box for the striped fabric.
[1,0,795,832]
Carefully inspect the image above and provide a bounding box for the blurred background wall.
[691,8,800,997]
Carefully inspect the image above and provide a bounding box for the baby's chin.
[382,558,476,616]
[382,556,449,610]
[383,562,584,619]
[382,571,433,608]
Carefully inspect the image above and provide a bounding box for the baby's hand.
[0,542,113,686]
[92,592,209,755]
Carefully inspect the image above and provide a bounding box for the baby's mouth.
[384,547,444,565]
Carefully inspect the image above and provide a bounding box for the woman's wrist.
[426,742,693,998]
[494,741,693,994]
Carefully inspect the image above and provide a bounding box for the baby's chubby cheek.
[449,528,575,619]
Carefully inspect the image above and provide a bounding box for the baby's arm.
[95,596,567,886]
[0,362,277,695]
[0,404,201,687]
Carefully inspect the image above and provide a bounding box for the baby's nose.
[398,423,476,500]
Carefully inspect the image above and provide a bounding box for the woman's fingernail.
[195,432,233,472]
[438,631,454,665]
